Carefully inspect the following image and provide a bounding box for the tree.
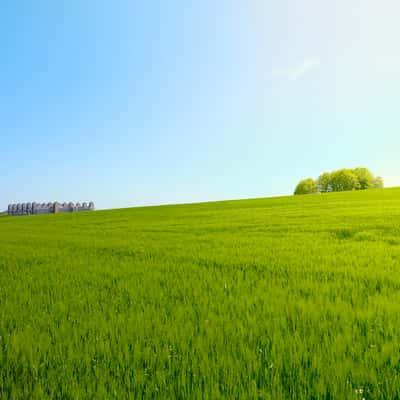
[373,176,384,189]
[352,167,374,190]
[294,178,318,195]
[329,169,358,192]
[317,172,332,192]
[294,167,384,195]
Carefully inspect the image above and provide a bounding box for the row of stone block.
[8,202,95,215]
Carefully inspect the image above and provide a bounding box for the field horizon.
[4,184,399,215]
[2,187,400,398]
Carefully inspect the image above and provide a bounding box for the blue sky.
[1,0,400,210]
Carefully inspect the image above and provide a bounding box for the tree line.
[294,167,384,195]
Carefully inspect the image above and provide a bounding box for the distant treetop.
[294,167,384,195]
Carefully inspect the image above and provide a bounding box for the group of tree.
[294,167,384,195]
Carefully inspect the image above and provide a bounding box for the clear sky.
[1,0,400,210]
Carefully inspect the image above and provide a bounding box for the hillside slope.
[1,188,400,399]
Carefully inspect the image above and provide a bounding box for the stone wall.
[8,202,95,216]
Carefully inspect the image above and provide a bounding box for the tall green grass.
[1,188,400,398]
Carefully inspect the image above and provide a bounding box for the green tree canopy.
[352,167,375,190]
[294,178,318,195]
[330,169,359,192]
[373,176,384,189]
[317,172,332,192]
[295,167,384,195]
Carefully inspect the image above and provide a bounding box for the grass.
[1,188,400,399]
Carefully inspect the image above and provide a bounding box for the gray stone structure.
[7,202,95,216]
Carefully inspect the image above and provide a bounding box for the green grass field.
[1,188,400,399]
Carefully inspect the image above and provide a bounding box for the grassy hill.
[1,188,400,399]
